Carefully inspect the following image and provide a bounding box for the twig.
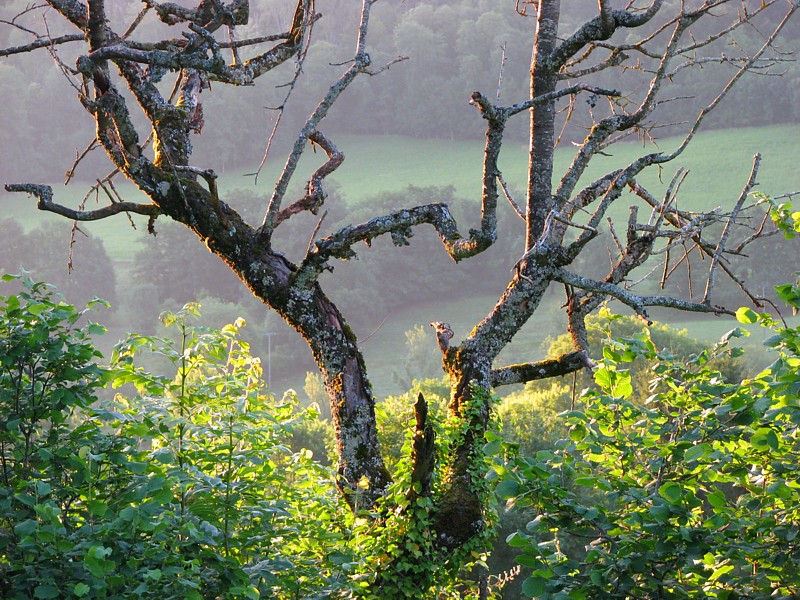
[306,209,328,256]
[121,5,151,40]
[496,42,507,102]
[497,173,525,220]
[65,139,98,185]
[702,153,761,304]
[250,3,317,183]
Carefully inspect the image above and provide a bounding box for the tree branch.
[259,0,372,238]
[407,393,435,501]
[504,83,621,117]
[271,131,344,228]
[293,203,472,288]
[491,350,591,387]
[44,0,89,29]
[5,183,161,220]
[0,33,83,56]
[549,0,664,70]
[553,266,733,322]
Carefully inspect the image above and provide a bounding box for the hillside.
[2,126,798,396]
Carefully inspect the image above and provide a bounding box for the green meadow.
[6,124,799,252]
[3,125,797,395]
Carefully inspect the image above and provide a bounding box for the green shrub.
[501,317,800,598]
[0,279,351,598]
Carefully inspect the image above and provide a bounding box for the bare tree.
[2,0,797,591]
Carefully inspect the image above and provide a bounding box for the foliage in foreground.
[0,277,347,598]
[5,273,800,598]
[500,307,800,598]
[0,276,496,598]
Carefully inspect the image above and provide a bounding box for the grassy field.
[328,124,800,207]
[4,124,799,257]
[2,125,798,396]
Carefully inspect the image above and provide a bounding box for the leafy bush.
[500,316,800,598]
[496,383,572,458]
[545,310,744,400]
[0,279,349,598]
[377,378,449,472]
[0,277,505,598]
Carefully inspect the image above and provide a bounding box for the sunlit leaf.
[750,428,779,451]
[735,307,758,324]
[659,482,682,504]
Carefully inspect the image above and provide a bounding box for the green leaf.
[73,583,91,597]
[522,576,547,597]
[709,564,735,582]
[516,553,540,568]
[84,545,115,578]
[569,423,588,442]
[720,327,748,343]
[506,532,529,548]
[594,367,614,390]
[649,504,670,522]
[684,443,710,462]
[590,570,605,586]
[34,585,61,599]
[659,482,683,504]
[766,481,793,499]
[707,490,727,508]
[735,307,758,324]
[495,479,519,500]
[614,375,633,399]
[244,586,260,599]
[88,500,108,517]
[14,519,37,537]
[484,439,503,456]
[751,428,779,451]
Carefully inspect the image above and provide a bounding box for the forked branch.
[271,132,344,228]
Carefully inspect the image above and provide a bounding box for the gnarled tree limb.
[5,184,161,220]
[491,350,592,387]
